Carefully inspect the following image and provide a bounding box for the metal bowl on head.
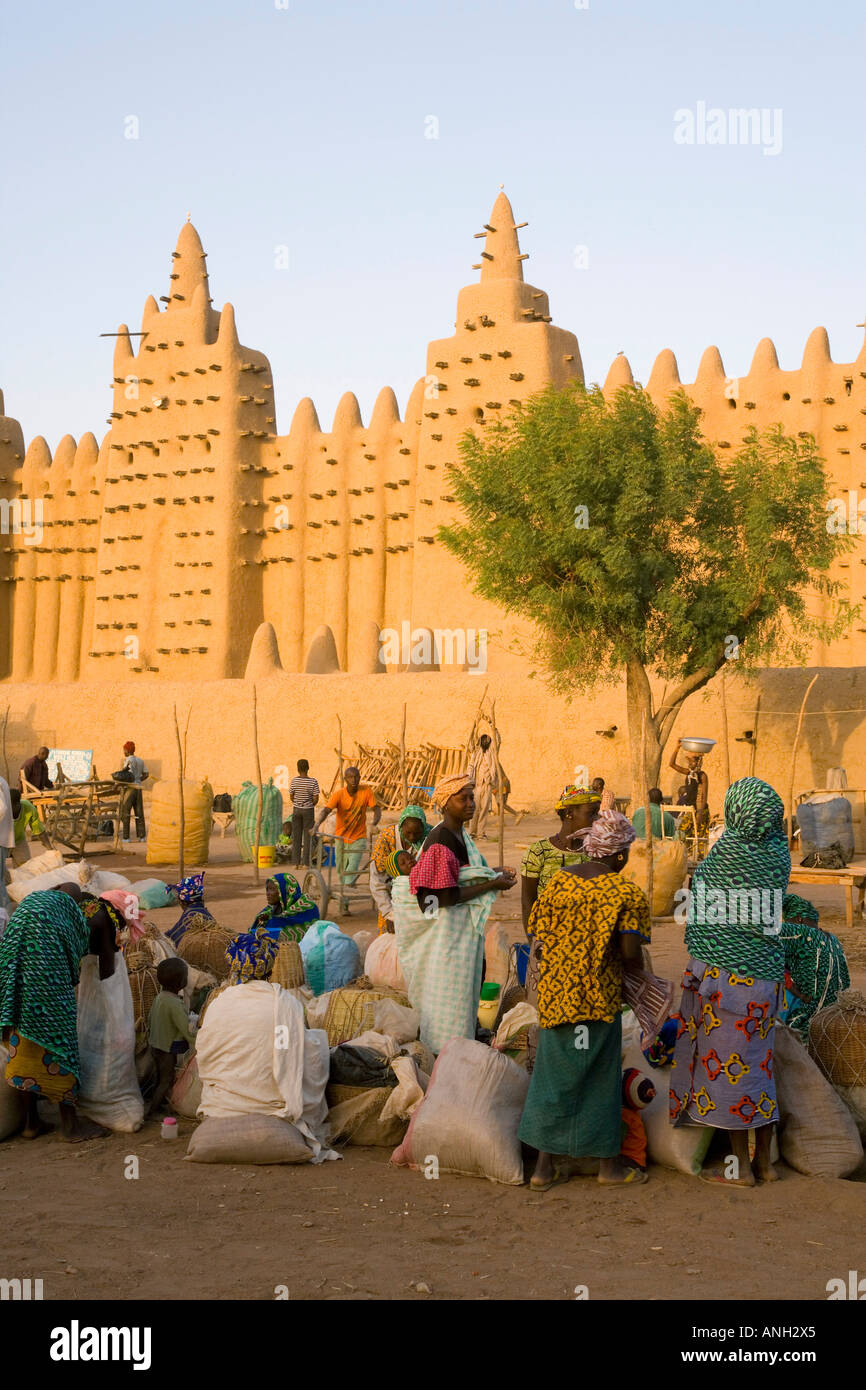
[679,737,717,756]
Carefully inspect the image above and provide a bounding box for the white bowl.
[679,737,716,756]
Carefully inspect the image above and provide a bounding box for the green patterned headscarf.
[780,894,849,1039]
[398,804,431,840]
[685,778,791,981]
[0,890,90,1081]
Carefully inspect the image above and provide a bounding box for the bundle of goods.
[620,837,687,916]
[363,932,406,993]
[146,778,214,867]
[77,953,144,1132]
[774,1024,863,1176]
[7,853,133,904]
[129,877,178,911]
[212,792,233,813]
[232,780,283,863]
[621,1016,712,1176]
[351,930,376,968]
[186,1115,319,1165]
[298,921,361,995]
[125,943,162,1088]
[392,1038,529,1184]
[169,1053,202,1120]
[797,794,855,864]
[809,989,866,1136]
[308,985,418,1047]
[270,937,305,990]
[491,1002,538,1067]
[326,1043,427,1146]
[176,919,235,982]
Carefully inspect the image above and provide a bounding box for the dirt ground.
[2,814,866,1302]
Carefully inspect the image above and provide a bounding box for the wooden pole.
[788,674,819,849]
[337,715,344,782]
[490,699,505,871]
[252,683,263,884]
[1,703,8,784]
[641,711,654,922]
[173,703,185,882]
[400,702,408,807]
[466,683,489,760]
[182,706,192,777]
[719,666,731,795]
[749,693,761,779]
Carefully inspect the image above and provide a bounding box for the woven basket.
[271,939,304,990]
[809,989,866,1086]
[177,920,234,981]
[322,989,394,1046]
[127,963,160,1054]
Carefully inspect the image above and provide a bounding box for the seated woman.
[249,873,319,942]
[370,804,431,934]
[0,885,118,1142]
[520,808,650,1190]
[166,871,215,946]
[780,893,849,1040]
[391,773,517,1054]
[194,928,335,1161]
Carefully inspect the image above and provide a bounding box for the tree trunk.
[626,657,662,806]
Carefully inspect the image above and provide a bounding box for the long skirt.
[670,957,782,1131]
[4,1031,79,1105]
[519,1016,622,1158]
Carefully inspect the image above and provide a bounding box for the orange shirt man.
[315,766,381,912]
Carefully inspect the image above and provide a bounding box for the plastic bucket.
[257,845,276,868]
[513,942,530,987]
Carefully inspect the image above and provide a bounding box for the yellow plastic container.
[477,982,501,1030]
[257,845,276,868]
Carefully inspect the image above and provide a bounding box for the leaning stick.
[1,703,9,783]
[252,683,263,884]
[490,699,505,871]
[173,703,185,882]
[719,665,731,795]
[788,674,819,849]
[337,715,344,782]
[400,702,408,807]
[641,711,654,921]
[182,706,192,777]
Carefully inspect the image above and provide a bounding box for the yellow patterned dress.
[518,870,650,1159]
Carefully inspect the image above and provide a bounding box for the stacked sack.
[146,779,213,867]
[232,780,283,862]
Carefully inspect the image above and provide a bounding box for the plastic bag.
[299,921,361,996]
[364,933,406,993]
[77,953,144,1132]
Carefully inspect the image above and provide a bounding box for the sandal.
[529,1165,570,1193]
[598,1166,649,1186]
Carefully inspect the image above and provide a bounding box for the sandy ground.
[2,814,866,1302]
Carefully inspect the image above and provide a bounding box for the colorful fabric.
[392,831,496,1053]
[529,870,650,1027]
[519,1016,623,1158]
[167,872,215,945]
[780,895,849,1039]
[642,1016,678,1068]
[250,873,318,941]
[398,804,432,837]
[171,872,206,904]
[431,772,473,811]
[409,842,461,893]
[381,848,404,879]
[0,890,89,1082]
[684,778,790,983]
[326,786,377,842]
[581,809,636,860]
[225,927,280,985]
[554,783,601,812]
[4,1031,79,1104]
[520,838,590,892]
[670,958,782,1130]
[623,1068,656,1109]
[620,1107,648,1167]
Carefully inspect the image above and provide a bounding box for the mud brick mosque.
[0,192,863,799]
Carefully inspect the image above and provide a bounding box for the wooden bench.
[788,858,866,929]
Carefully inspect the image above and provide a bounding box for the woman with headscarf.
[370,804,432,933]
[166,871,215,947]
[519,807,650,1190]
[390,772,517,1054]
[0,887,117,1141]
[670,777,791,1187]
[249,872,319,942]
[193,927,336,1161]
[779,893,849,1041]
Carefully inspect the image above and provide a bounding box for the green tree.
[440,383,852,799]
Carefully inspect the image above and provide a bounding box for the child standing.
[147,958,196,1116]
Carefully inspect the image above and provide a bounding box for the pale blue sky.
[2,0,864,450]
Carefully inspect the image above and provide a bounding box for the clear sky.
[2,0,864,450]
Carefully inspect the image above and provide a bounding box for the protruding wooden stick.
[490,699,505,872]
[719,666,732,794]
[183,706,192,777]
[173,703,185,882]
[788,674,818,849]
[1,703,9,784]
[640,711,654,921]
[252,683,263,884]
[400,702,408,807]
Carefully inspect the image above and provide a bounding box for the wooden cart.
[22,772,130,856]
